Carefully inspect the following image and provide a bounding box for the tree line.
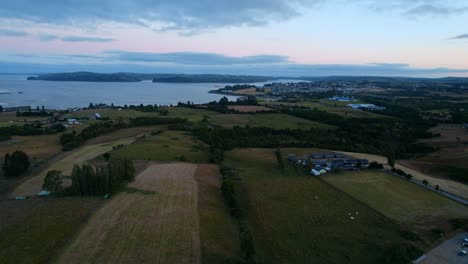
[60,117,187,150]
[43,158,135,196]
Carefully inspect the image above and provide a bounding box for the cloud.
[37,34,58,42]
[0,0,315,34]
[0,28,28,37]
[451,33,468,39]
[0,29,114,43]
[2,51,467,77]
[104,51,289,65]
[365,0,468,17]
[405,4,468,16]
[61,36,115,42]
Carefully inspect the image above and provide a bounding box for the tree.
[435,185,439,191]
[3,151,30,177]
[422,179,429,185]
[42,170,63,193]
[218,96,229,105]
[387,152,395,168]
[0,105,3,112]
[368,162,383,170]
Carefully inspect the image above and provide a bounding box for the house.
[311,169,321,176]
[328,96,354,102]
[347,104,386,111]
[67,118,80,124]
[94,113,102,119]
[312,159,328,168]
[345,159,360,166]
[311,153,325,159]
[331,159,346,168]
[287,154,298,163]
[333,153,346,158]
[359,159,369,167]
[324,153,335,159]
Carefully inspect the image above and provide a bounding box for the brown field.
[0,134,62,168]
[422,124,468,144]
[57,163,201,264]
[194,164,240,263]
[232,88,271,95]
[227,105,272,113]
[10,137,137,198]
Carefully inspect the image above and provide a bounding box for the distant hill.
[27,72,275,83]
[27,72,149,82]
[152,74,273,83]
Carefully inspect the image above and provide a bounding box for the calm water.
[0,75,244,109]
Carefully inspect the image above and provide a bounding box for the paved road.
[420,232,468,264]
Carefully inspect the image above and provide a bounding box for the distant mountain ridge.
[27,72,275,83]
[26,71,468,84]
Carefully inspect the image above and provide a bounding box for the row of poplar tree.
[43,159,135,196]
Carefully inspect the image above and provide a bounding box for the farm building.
[311,169,321,176]
[311,153,325,159]
[347,104,386,111]
[328,96,355,102]
[288,154,298,163]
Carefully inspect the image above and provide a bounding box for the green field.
[223,148,420,264]
[209,113,335,129]
[0,197,102,264]
[322,170,468,224]
[111,130,210,163]
[68,107,219,123]
[263,100,385,118]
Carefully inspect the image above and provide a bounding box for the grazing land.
[209,113,335,129]
[111,130,210,163]
[227,105,272,112]
[194,164,240,263]
[322,170,468,224]
[0,197,103,264]
[57,163,201,264]
[223,148,420,264]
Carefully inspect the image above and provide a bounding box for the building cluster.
[347,104,386,111]
[265,82,357,96]
[288,152,369,176]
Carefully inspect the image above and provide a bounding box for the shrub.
[368,161,383,170]
[42,170,63,193]
[3,150,30,177]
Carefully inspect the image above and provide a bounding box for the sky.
[0,0,468,77]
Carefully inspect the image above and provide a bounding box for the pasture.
[323,170,468,223]
[111,130,210,163]
[195,164,240,263]
[0,197,102,264]
[209,113,335,130]
[58,163,201,264]
[262,100,384,118]
[227,105,272,113]
[223,148,420,264]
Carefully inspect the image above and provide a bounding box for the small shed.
[311,169,321,176]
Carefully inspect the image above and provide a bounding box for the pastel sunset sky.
[0,0,467,76]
